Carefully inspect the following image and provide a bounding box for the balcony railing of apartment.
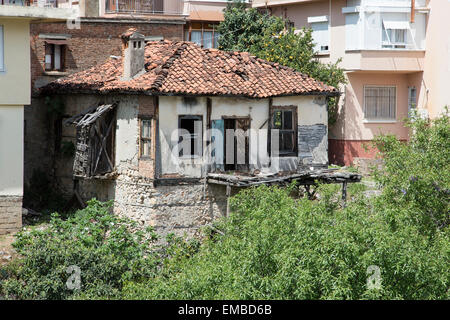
[105,0,184,15]
[0,0,73,8]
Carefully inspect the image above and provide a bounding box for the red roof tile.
[42,41,338,98]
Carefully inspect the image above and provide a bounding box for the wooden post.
[342,182,347,208]
[411,0,415,23]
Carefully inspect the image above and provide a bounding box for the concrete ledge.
[0,5,78,20]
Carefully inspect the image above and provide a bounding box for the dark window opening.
[45,42,66,72]
[271,107,298,157]
[178,115,203,157]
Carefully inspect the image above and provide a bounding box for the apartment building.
[30,0,187,91]
[183,0,245,48]
[0,2,74,234]
[253,0,450,166]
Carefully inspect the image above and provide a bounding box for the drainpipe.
[411,0,415,23]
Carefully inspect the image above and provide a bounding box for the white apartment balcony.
[341,0,428,71]
[0,0,78,20]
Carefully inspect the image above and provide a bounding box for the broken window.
[271,106,298,157]
[65,104,117,178]
[140,118,152,158]
[178,115,202,157]
[44,40,67,72]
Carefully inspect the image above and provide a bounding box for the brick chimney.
[121,29,145,80]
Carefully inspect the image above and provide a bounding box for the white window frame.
[363,85,397,122]
[308,16,330,53]
[382,20,411,49]
[408,86,417,116]
[0,25,4,72]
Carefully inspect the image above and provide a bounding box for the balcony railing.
[0,0,73,8]
[105,0,184,15]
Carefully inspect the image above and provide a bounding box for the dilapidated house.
[39,30,340,237]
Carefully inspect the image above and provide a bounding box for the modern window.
[308,16,329,53]
[364,86,397,120]
[45,41,67,72]
[408,86,417,114]
[185,22,220,48]
[140,118,152,158]
[382,21,409,49]
[178,115,203,157]
[271,106,298,157]
[0,25,4,71]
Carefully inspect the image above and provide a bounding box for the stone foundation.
[75,164,229,240]
[113,179,228,240]
[0,196,23,235]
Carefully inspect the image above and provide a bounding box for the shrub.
[372,110,450,235]
[0,200,159,300]
[122,184,449,300]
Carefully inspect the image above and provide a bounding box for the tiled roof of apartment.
[42,40,338,98]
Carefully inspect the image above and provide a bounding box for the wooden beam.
[411,0,415,23]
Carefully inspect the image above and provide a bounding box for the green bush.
[372,110,450,235]
[122,184,448,300]
[121,113,449,300]
[0,200,159,300]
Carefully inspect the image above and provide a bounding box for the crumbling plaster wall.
[33,93,227,239]
[158,95,328,176]
[273,95,329,168]
[24,93,328,239]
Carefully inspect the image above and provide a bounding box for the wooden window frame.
[269,105,298,157]
[139,116,153,159]
[185,22,220,48]
[45,42,66,72]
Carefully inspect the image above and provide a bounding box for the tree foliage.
[2,113,449,300]
[372,109,450,234]
[0,200,160,300]
[123,183,448,300]
[217,0,346,125]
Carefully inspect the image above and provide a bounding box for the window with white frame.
[0,25,4,71]
[382,21,409,49]
[364,86,397,120]
[308,16,329,53]
[408,86,417,113]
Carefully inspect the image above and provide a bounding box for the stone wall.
[114,178,228,239]
[0,196,22,235]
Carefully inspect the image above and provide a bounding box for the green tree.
[372,109,450,235]
[217,0,346,125]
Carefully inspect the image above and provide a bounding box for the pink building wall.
[256,0,449,166]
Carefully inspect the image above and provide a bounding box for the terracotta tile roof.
[42,40,338,98]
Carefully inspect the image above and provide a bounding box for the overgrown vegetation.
[372,110,450,234]
[0,200,160,300]
[217,0,346,124]
[1,113,449,300]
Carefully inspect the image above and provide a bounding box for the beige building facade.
[253,0,450,165]
[0,2,74,234]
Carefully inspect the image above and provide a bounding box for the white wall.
[0,105,23,196]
